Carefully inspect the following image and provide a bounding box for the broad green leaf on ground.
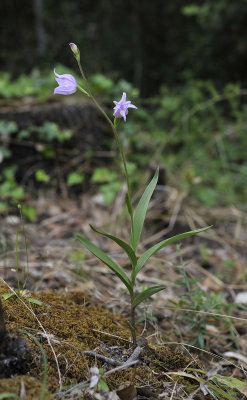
[28,298,43,306]
[214,375,247,396]
[168,371,236,400]
[2,292,15,300]
[76,234,132,293]
[131,168,159,251]
[133,226,212,279]
[132,285,166,309]
[90,224,137,267]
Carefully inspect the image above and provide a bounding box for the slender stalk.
[76,58,137,346]
[15,229,20,292]
[76,61,134,223]
[130,273,137,347]
[127,287,137,347]
[130,304,137,347]
[18,205,29,290]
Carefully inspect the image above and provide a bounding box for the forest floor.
[0,184,247,399]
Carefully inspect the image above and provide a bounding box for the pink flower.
[113,92,137,122]
[54,69,77,95]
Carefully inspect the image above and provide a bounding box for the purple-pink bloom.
[113,92,137,122]
[54,69,77,95]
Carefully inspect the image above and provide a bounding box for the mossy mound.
[0,376,52,399]
[0,283,194,398]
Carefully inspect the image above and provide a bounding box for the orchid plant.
[54,43,211,347]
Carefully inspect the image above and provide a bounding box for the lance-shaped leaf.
[76,234,133,293]
[90,224,138,267]
[131,168,159,251]
[132,285,166,309]
[168,372,236,400]
[133,226,212,279]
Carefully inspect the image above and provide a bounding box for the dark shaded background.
[1,0,247,95]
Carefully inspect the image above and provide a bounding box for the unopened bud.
[69,43,80,60]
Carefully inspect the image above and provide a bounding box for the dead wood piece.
[85,350,122,366]
[0,101,101,130]
[85,346,141,369]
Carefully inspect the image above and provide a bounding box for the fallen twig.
[84,345,141,368]
[84,350,122,366]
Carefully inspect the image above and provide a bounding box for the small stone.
[235,292,247,304]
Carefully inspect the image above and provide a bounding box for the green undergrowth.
[0,71,246,216]
[124,80,247,207]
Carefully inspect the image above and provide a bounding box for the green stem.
[77,60,134,231]
[18,204,29,290]
[76,59,137,346]
[15,229,20,292]
[130,294,137,347]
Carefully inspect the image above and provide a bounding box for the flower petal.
[113,92,137,121]
[121,92,127,103]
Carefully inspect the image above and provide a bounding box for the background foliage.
[0,0,247,215]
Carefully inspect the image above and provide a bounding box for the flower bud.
[69,43,80,60]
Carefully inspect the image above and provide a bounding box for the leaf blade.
[133,226,212,279]
[90,224,137,267]
[132,285,166,309]
[2,292,15,300]
[76,234,133,293]
[131,168,159,251]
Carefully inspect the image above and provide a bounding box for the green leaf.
[132,285,166,309]
[2,292,15,300]
[10,187,25,201]
[169,371,236,400]
[98,379,110,392]
[0,393,20,399]
[99,181,122,204]
[182,5,201,16]
[131,168,159,250]
[90,225,137,267]
[133,226,212,279]
[28,298,42,306]
[67,172,84,186]
[35,169,50,182]
[214,375,247,396]
[76,234,133,293]
[91,167,118,183]
[0,202,7,212]
[22,205,37,222]
[205,384,236,400]
[0,120,18,135]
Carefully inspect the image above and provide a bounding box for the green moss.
[0,283,196,398]
[0,376,52,399]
